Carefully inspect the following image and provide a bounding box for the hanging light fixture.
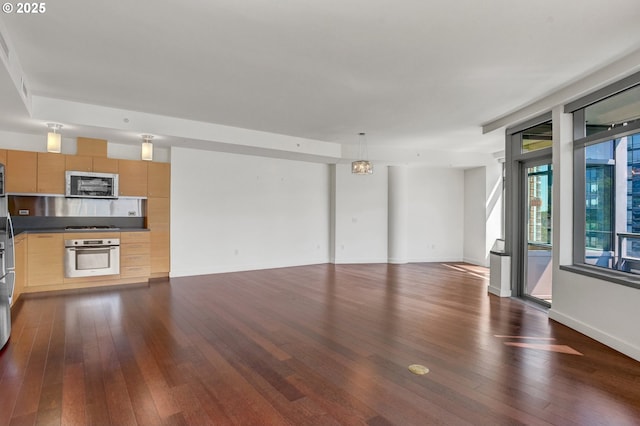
[141,134,154,161]
[46,123,63,153]
[351,132,373,174]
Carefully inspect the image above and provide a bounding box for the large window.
[571,73,640,278]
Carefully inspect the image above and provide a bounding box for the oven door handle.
[66,246,119,251]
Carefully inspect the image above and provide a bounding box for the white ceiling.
[1,0,640,165]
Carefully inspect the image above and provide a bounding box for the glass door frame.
[504,112,553,307]
[519,157,553,306]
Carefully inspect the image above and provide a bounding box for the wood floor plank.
[60,363,87,426]
[1,262,639,425]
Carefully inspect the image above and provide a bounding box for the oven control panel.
[65,239,120,247]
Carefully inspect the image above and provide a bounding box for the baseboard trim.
[463,257,489,267]
[549,308,640,362]
[488,285,511,297]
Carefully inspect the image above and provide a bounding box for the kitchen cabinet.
[146,162,170,276]
[120,232,150,278]
[77,137,107,157]
[65,155,93,172]
[65,155,119,174]
[147,162,170,197]
[118,159,148,196]
[0,149,6,166]
[92,157,119,174]
[11,234,27,306]
[37,152,66,194]
[27,233,64,287]
[147,197,170,275]
[6,150,37,193]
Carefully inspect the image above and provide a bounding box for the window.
[571,74,640,278]
[521,122,553,153]
[585,84,640,138]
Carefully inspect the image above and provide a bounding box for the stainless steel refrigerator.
[0,163,15,350]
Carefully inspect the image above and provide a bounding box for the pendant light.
[141,134,153,161]
[351,132,373,174]
[46,123,63,153]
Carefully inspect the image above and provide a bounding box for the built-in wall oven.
[64,238,120,278]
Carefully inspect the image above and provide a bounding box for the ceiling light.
[46,123,62,153]
[141,134,154,161]
[352,132,373,175]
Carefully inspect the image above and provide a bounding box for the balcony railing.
[616,232,640,271]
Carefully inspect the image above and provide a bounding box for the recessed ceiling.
[1,0,640,164]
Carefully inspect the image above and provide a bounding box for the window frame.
[569,70,640,288]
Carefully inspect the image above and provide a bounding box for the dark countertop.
[14,228,150,236]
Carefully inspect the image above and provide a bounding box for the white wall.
[485,161,503,257]
[333,164,388,263]
[0,130,46,152]
[463,167,486,265]
[407,167,464,262]
[462,162,504,267]
[170,147,331,276]
[550,271,640,361]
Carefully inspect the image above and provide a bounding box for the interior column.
[388,165,408,263]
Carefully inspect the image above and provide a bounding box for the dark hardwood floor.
[1,262,639,425]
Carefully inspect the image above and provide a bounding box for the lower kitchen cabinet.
[27,233,64,287]
[12,234,27,305]
[17,230,153,295]
[147,197,170,276]
[120,232,151,278]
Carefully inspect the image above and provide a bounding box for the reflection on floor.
[495,335,583,355]
[442,262,490,280]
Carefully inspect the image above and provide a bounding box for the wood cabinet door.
[27,233,64,287]
[65,155,93,172]
[121,231,151,244]
[92,157,119,174]
[37,153,66,194]
[150,230,170,274]
[6,150,37,193]
[146,197,170,228]
[118,160,148,196]
[147,162,170,197]
[121,232,151,278]
[146,198,170,274]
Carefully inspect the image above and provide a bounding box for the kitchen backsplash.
[9,195,144,217]
[8,195,146,232]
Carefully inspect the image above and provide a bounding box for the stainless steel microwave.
[65,171,119,198]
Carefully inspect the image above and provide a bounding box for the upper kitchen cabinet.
[6,150,37,193]
[119,159,148,196]
[147,162,170,197]
[77,137,107,157]
[37,153,66,194]
[0,149,7,166]
[92,157,119,174]
[65,155,92,172]
[66,155,119,174]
